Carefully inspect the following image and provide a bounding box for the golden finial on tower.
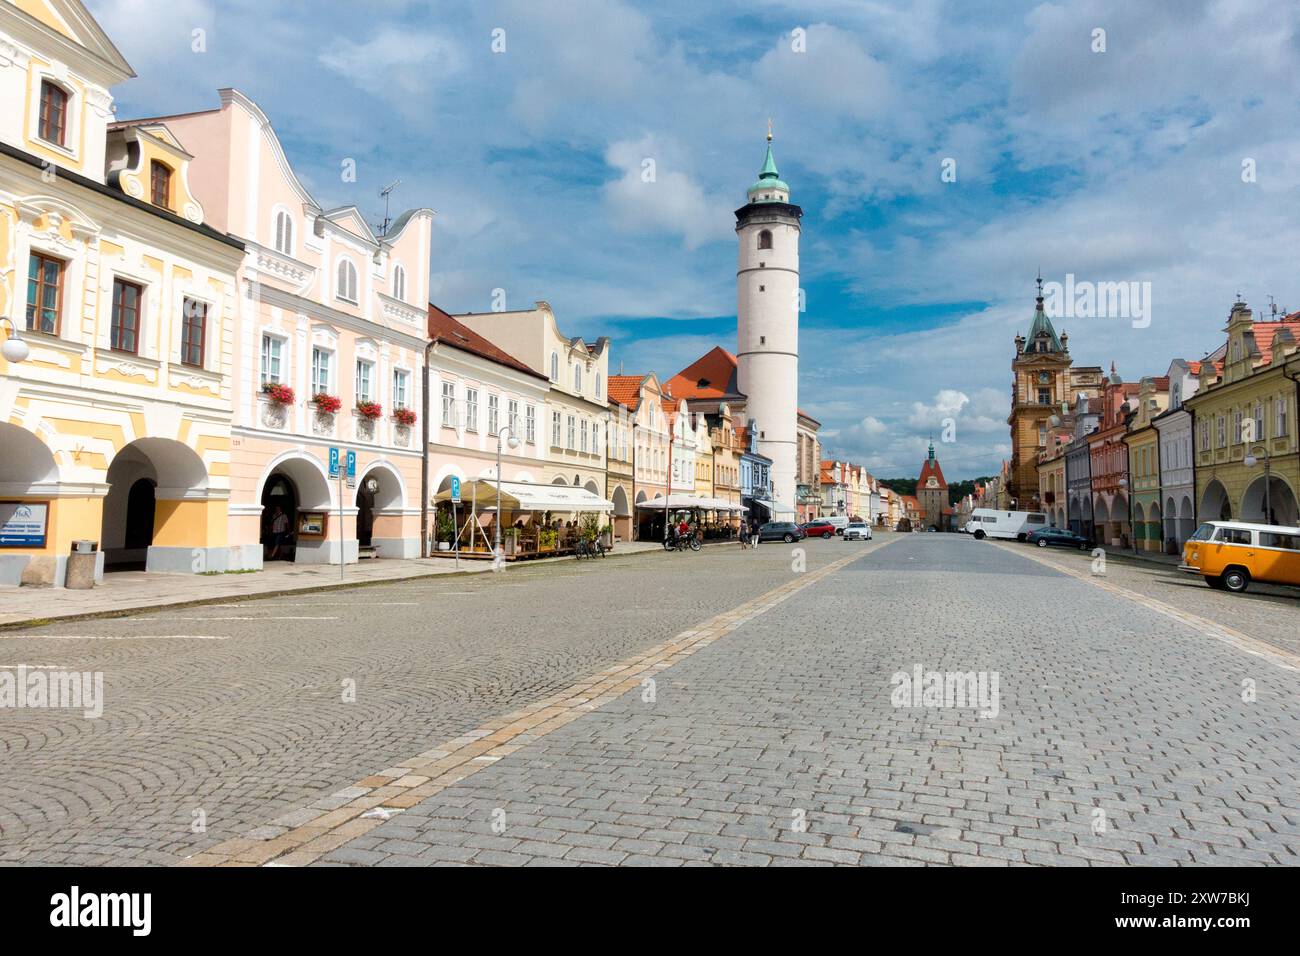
[767,118,773,142]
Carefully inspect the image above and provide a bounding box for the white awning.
[698,496,746,512]
[635,493,713,510]
[434,479,614,512]
[771,501,797,516]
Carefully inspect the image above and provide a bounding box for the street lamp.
[494,425,521,560]
[1243,444,1273,525]
[1,318,30,364]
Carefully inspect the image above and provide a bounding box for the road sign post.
[451,476,461,570]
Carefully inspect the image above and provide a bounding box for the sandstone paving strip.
[306,534,1300,867]
[179,542,890,866]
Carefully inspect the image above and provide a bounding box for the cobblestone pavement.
[988,539,1300,657]
[313,533,1300,867]
[0,537,852,864]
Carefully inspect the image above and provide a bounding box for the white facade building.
[1154,357,1204,550]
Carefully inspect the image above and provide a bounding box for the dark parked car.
[758,521,806,543]
[1026,527,1094,550]
[800,520,836,539]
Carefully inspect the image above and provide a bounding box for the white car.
[844,522,873,541]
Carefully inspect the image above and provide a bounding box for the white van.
[965,509,1049,542]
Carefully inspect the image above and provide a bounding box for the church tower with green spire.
[735,123,803,512]
[1007,275,1075,510]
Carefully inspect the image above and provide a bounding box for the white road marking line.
[124,616,339,622]
[206,602,419,608]
[0,664,65,669]
[1,635,230,640]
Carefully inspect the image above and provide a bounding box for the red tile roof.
[919,455,947,489]
[606,374,644,409]
[666,346,741,400]
[1253,319,1300,366]
[427,304,547,379]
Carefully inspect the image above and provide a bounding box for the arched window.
[392,264,406,302]
[150,160,172,208]
[573,364,582,392]
[757,229,773,250]
[336,259,358,302]
[274,211,294,255]
[595,372,602,400]
[550,351,558,382]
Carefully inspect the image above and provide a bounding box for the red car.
[800,520,836,539]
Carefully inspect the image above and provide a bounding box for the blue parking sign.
[450,475,461,503]
[345,450,357,487]
[328,447,340,479]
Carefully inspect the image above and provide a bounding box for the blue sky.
[91,0,1300,479]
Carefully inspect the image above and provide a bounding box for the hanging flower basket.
[312,393,342,414]
[356,400,383,420]
[261,382,295,405]
[392,407,417,427]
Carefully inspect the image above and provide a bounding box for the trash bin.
[66,540,98,589]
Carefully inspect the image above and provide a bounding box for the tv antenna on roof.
[376,179,402,237]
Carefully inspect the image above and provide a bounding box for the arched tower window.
[336,259,358,302]
[757,230,773,250]
[392,264,407,302]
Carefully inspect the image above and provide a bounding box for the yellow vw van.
[1180,521,1300,593]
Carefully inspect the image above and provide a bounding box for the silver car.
[844,522,873,541]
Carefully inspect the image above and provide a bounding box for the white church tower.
[735,126,802,511]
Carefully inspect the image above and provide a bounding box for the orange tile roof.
[1253,319,1300,366]
[666,346,741,400]
[606,374,644,409]
[427,304,546,379]
[919,455,947,488]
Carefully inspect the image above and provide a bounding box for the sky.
[89,0,1300,479]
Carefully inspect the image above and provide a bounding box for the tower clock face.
[926,477,938,488]
[1038,372,1050,383]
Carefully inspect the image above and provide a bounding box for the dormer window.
[274,210,294,255]
[392,264,407,302]
[150,161,172,208]
[39,81,68,146]
[336,259,358,302]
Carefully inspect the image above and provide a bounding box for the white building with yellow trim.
[0,0,244,585]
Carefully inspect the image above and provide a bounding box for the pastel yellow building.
[1,0,244,585]
[1186,301,1300,528]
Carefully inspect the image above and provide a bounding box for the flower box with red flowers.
[261,382,295,405]
[355,400,383,420]
[392,407,417,427]
[311,393,342,414]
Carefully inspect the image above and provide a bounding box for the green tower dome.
[747,136,789,200]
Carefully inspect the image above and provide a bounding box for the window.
[274,211,294,255]
[392,264,406,302]
[1232,410,1242,445]
[260,334,282,385]
[1216,527,1252,545]
[1038,424,1047,446]
[181,298,207,368]
[110,278,142,353]
[1261,531,1300,551]
[1216,416,1225,448]
[567,415,576,450]
[580,419,588,453]
[488,394,500,436]
[442,382,455,427]
[311,347,332,395]
[551,410,561,447]
[758,230,772,250]
[592,422,600,454]
[1200,421,1210,452]
[595,372,602,400]
[25,252,63,333]
[336,259,358,302]
[150,161,172,208]
[1037,388,1051,404]
[508,399,519,434]
[550,351,558,382]
[573,364,582,392]
[465,388,478,432]
[355,360,373,403]
[393,369,409,410]
[526,406,536,444]
[1279,397,1290,437]
[38,81,67,146]
[1254,403,1264,442]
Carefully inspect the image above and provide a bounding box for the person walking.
[269,505,290,560]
